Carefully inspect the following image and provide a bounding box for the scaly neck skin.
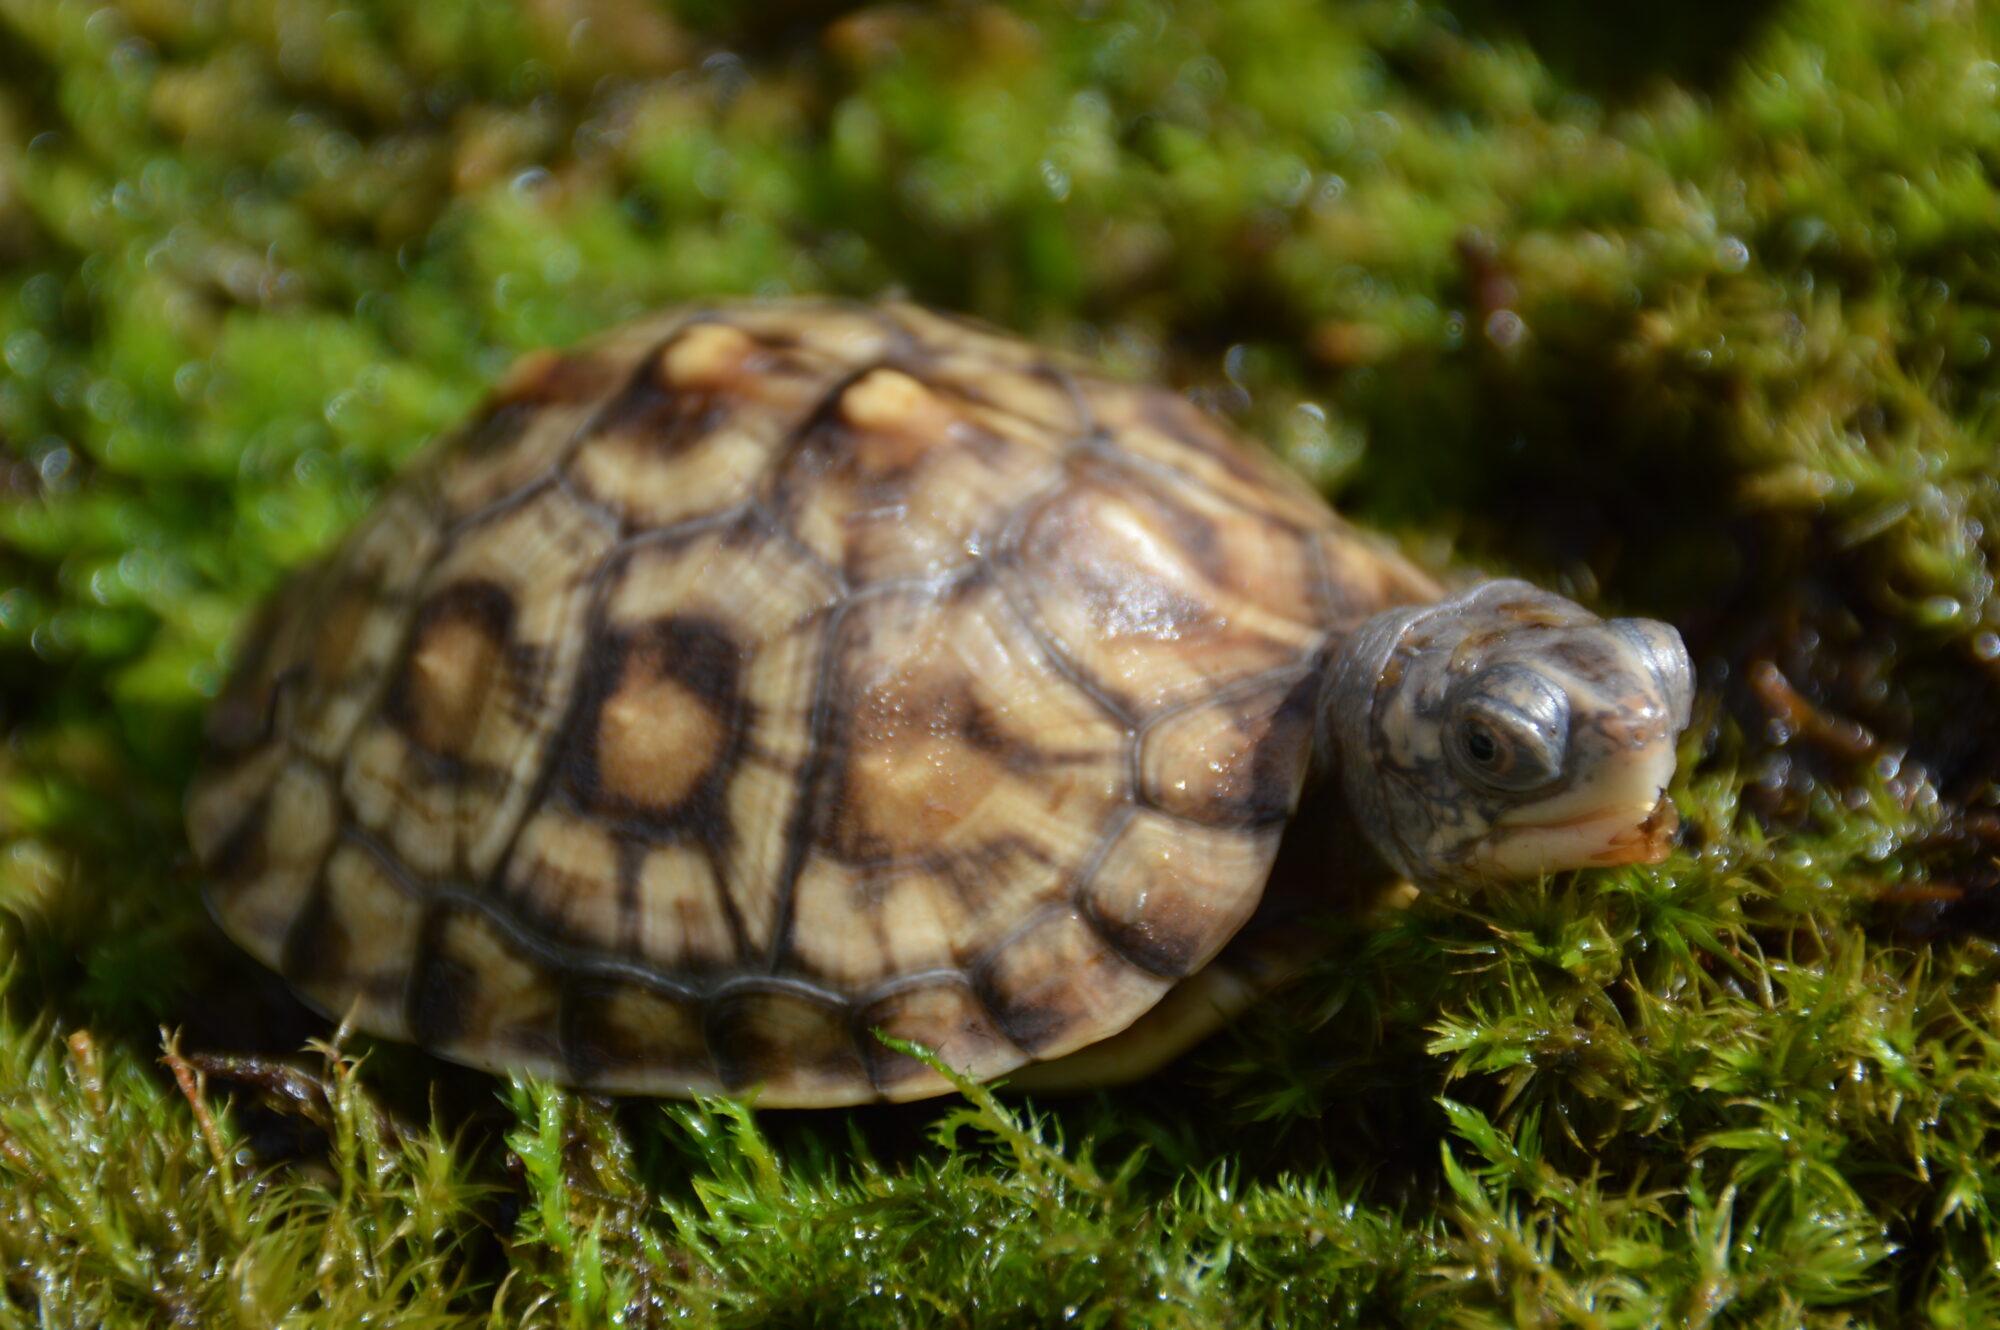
[1321,602,1433,883]
[1318,580,1695,889]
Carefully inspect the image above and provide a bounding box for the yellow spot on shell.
[662,322,759,389]
[840,368,945,433]
[408,616,501,756]
[599,663,724,812]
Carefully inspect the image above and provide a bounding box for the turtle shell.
[188,301,1435,1105]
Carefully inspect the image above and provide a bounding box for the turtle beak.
[1469,787,1679,878]
[1585,788,1680,865]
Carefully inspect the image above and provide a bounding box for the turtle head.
[1326,580,1693,886]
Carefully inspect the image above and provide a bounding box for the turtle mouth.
[1470,787,1680,877]
[1582,788,1680,865]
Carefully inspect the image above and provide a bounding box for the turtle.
[187,299,1694,1107]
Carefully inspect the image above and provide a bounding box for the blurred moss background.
[7,0,2000,1323]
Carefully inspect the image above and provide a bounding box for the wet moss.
[6,0,2000,1323]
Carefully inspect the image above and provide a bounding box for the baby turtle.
[188,301,1693,1106]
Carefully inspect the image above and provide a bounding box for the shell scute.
[1081,812,1280,979]
[877,303,1091,436]
[771,367,1068,583]
[1140,672,1320,827]
[410,907,565,1071]
[186,741,287,880]
[565,319,863,531]
[564,980,718,1095]
[1316,523,1443,626]
[858,979,1022,1098]
[496,811,626,952]
[1076,376,1330,531]
[1008,455,1324,717]
[713,301,903,365]
[783,855,1043,993]
[632,842,753,970]
[287,843,424,1041]
[203,759,337,971]
[814,579,1127,869]
[707,987,867,1097]
[974,906,1174,1058]
[342,486,613,882]
[440,313,694,523]
[290,488,445,762]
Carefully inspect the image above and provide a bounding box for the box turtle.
[188,300,1694,1106]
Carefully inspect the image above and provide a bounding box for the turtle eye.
[1458,717,1503,768]
[1447,666,1570,794]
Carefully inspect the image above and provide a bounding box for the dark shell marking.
[190,301,1437,1105]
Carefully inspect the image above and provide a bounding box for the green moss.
[7,0,2000,1322]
